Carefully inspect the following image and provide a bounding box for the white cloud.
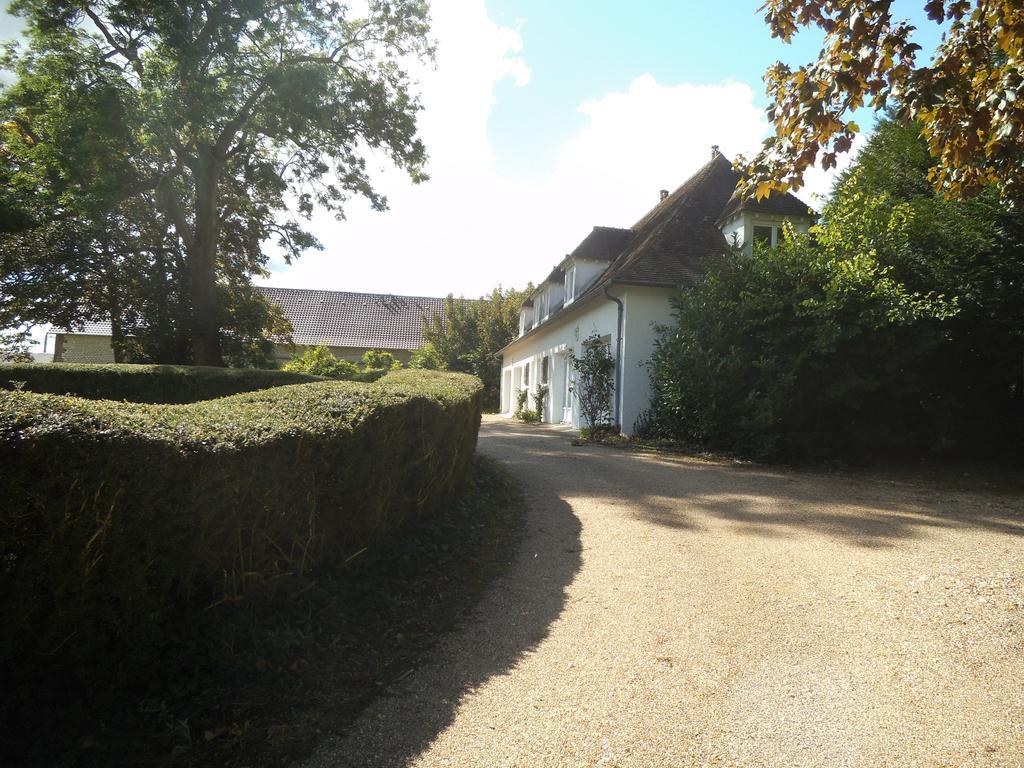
[265,7,853,300]
[549,75,768,228]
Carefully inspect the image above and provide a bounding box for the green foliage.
[512,385,547,424]
[282,345,397,382]
[423,286,531,411]
[361,349,402,371]
[513,388,537,422]
[283,345,360,379]
[0,369,482,759]
[570,334,616,433]
[0,328,34,363]
[2,0,433,364]
[408,342,443,370]
[0,362,318,403]
[650,119,1024,461]
[533,385,549,422]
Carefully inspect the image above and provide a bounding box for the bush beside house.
[0,369,482,753]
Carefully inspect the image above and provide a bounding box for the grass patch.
[25,456,526,767]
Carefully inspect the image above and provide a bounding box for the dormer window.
[753,224,787,249]
[564,266,576,304]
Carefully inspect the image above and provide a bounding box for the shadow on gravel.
[487,418,1024,550]
[558,439,1024,548]
[301,422,583,768]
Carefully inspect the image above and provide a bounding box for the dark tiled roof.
[259,287,444,351]
[60,287,447,352]
[543,266,565,285]
[567,226,634,263]
[62,318,114,335]
[503,152,816,351]
[608,152,741,288]
[580,153,815,292]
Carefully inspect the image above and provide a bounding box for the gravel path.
[299,417,1024,767]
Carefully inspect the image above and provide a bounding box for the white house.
[498,149,815,434]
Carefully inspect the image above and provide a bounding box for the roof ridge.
[629,152,735,233]
[257,285,448,304]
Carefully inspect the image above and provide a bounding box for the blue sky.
[2,1,947,307]
[483,0,943,178]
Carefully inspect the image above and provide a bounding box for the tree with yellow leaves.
[743,0,1024,205]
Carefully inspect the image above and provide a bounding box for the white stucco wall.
[617,285,677,434]
[499,296,624,430]
[501,284,678,434]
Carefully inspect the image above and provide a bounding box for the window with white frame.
[541,355,549,384]
[564,266,576,303]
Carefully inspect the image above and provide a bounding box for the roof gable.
[566,226,634,263]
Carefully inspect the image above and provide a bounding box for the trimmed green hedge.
[0,369,482,742]
[0,362,321,403]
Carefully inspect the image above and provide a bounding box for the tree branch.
[214,81,270,159]
[83,6,144,78]
[156,172,196,254]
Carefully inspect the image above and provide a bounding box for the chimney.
[711,144,720,158]
[659,189,669,202]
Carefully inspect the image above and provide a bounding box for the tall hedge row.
[0,362,321,402]
[0,369,482,738]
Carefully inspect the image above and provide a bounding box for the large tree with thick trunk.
[4,0,432,365]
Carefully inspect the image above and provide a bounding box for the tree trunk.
[190,147,224,367]
[102,233,126,364]
[109,309,126,363]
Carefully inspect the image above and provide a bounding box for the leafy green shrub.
[282,344,360,378]
[514,388,539,422]
[0,362,318,403]
[648,235,954,461]
[283,345,397,382]
[533,385,548,421]
[0,370,482,747]
[648,119,1024,462]
[409,342,443,370]
[570,334,615,433]
[361,348,401,371]
[631,408,662,440]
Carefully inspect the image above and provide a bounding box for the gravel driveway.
[300,416,1024,767]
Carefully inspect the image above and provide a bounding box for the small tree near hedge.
[409,343,443,370]
[361,349,402,371]
[283,345,359,378]
[570,334,615,435]
[283,346,401,380]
